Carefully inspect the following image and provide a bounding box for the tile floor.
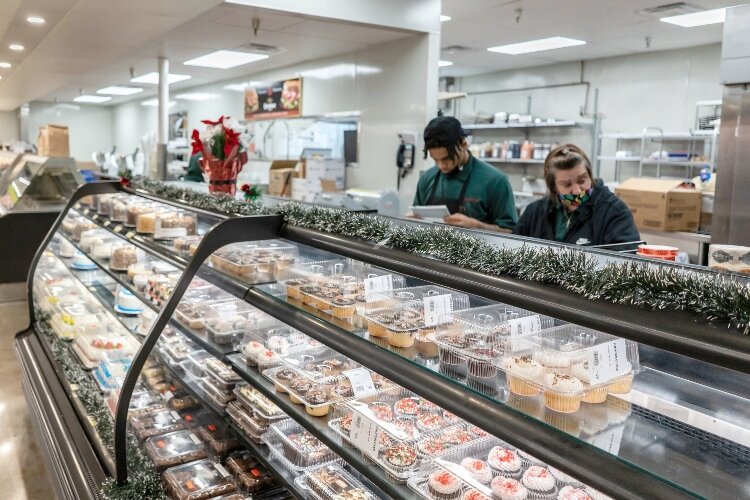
[0,300,55,499]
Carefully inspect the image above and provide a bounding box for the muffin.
[427,470,462,500]
[502,356,544,396]
[491,476,529,500]
[543,374,583,413]
[417,436,447,457]
[460,458,493,484]
[416,412,445,433]
[368,402,393,423]
[571,361,607,404]
[487,446,522,478]
[394,397,421,418]
[304,388,330,417]
[288,377,312,405]
[522,466,556,499]
[243,341,265,366]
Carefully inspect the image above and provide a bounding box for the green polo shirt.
[554,204,580,241]
[413,155,517,229]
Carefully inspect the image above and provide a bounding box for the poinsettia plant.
[191,115,251,195]
[241,183,262,202]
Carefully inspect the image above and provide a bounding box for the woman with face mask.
[513,144,639,247]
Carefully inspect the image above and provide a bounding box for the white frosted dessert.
[521,466,555,494]
[544,373,583,393]
[59,239,76,258]
[92,242,114,260]
[116,288,143,314]
[533,350,570,370]
[502,356,544,382]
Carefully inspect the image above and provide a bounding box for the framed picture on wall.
[245,78,302,120]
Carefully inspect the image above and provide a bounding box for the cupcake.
[522,466,556,499]
[339,412,353,437]
[417,436,447,457]
[460,458,493,484]
[571,362,607,404]
[532,351,571,373]
[394,417,419,439]
[416,412,445,433]
[543,373,583,413]
[367,402,393,423]
[463,489,492,500]
[267,335,290,355]
[443,429,474,447]
[304,388,330,417]
[416,331,439,358]
[331,296,356,319]
[420,400,441,413]
[468,348,497,380]
[557,485,593,500]
[427,470,462,500]
[491,476,529,500]
[502,356,543,396]
[442,410,460,425]
[273,368,296,393]
[394,397,421,417]
[288,377,312,404]
[383,443,417,476]
[607,368,634,394]
[437,334,468,368]
[487,446,522,478]
[244,341,265,366]
[469,425,489,438]
[256,349,280,370]
[388,324,418,348]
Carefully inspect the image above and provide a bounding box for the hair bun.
[561,148,570,155]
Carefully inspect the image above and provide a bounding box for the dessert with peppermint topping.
[491,476,529,500]
[394,396,421,417]
[427,470,462,500]
[383,443,417,475]
[417,411,446,432]
[460,458,493,484]
[487,446,523,477]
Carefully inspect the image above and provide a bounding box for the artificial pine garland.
[130,177,750,333]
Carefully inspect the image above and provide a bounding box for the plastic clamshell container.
[72,329,138,370]
[95,194,118,216]
[262,419,338,473]
[153,211,197,239]
[494,324,640,409]
[201,376,236,409]
[305,463,383,500]
[161,339,195,366]
[144,430,207,471]
[282,259,405,316]
[109,243,142,272]
[262,366,340,417]
[239,321,323,366]
[125,202,155,228]
[279,346,359,380]
[174,302,220,331]
[174,235,204,255]
[185,350,212,378]
[70,218,96,241]
[210,240,299,278]
[111,197,132,223]
[79,228,110,252]
[226,401,267,443]
[328,386,483,483]
[225,450,278,494]
[203,301,265,344]
[129,408,186,441]
[162,459,237,500]
[195,422,240,460]
[136,206,171,234]
[92,357,132,393]
[50,302,98,339]
[205,359,242,391]
[121,390,165,417]
[364,285,471,348]
[233,384,286,423]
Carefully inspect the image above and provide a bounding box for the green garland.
[34,307,169,500]
[131,177,750,333]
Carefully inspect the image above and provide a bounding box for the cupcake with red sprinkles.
[491,476,529,500]
[428,470,462,500]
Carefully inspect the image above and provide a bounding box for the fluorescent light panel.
[487,36,586,55]
[183,50,268,69]
[175,92,219,101]
[660,7,726,27]
[438,60,453,67]
[97,86,143,96]
[440,15,452,22]
[130,72,191,85]
[9,44,24,51]
[141,99,176,107]
[0,62,11,68]
[27,16,45,24]
[74,95,111,103]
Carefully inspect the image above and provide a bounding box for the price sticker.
[162,391,174,402]
[588,425,624,455]
[114,225,123,233]
[343,367,376,397]
[349,402,379,458]
[125,231,136,239]
[103,220,111,227]
[586,339,630,385]
[507,315,542,336]
[214,463,231,478]
[188,432,202,445]
[364,274,394,302]
[170,411,181,421]
[423,294,453,327]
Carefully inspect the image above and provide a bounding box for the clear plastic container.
[71,328,138,370]
[262,366,339,418]
[136,207,171,234]
[174,235,204,255]
[79,228,110,252]
[161,339,195,367]
[238,321,323,367]
[70,218,95,241]
[364,285,471,348]
[50,302,98,339]
[111,197,132,223]
[93,357,132,392]
[195,422,240,460]
[233,384,286,423]
[125,202,155,228]
[96,194,117,217]
[225,450,278,494]
[282,259,405,319]
[205,359,242,391]
[305,463,383,500]
[184,350,212,379]
[144,430,207,471]
[116,390,165,418]
[210,240,299,279]
[495,324,639,412]
[162,459,237,500]
[225,401,268,443]
[130,408,186,440]
[262,419,337,473]
[203,301,263,344]
[201,377,236,409]
[174,302,220,330]
[154,211,197,239]
[109,244,142,272]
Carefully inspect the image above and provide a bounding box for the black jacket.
[513,180,640,247]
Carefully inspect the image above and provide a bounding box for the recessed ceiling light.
[97,86,144,96]
[300,64,381,80]
[26,16,45,24]
[141,99,176,107]
[660,8,726,27]
[438,60,454,67]
[73,95,111,103]
[0,62,11,68]
[487,36,586,55]
[9,44,24,51]
[183,50,268,69]
[130,72,191,85]
[440,15,452,22]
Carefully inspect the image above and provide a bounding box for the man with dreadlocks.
[411,116,517,231]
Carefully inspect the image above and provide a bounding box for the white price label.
[343,367,376,397]
[423,294,453,327]
[507,315,542,336]
[588,425,624,455]
[170,411,181,421]
[214,463,231,478]
[125,231,136,239]
[103,220,111,227]
[113,225,123,232]
[162,391,174,402]
[364,274,394,302]
[586,339,630,384]
[349,402,379,458]
[188,432,202,445]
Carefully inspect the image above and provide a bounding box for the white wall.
[454,44,723,185]
[27,102,114,161]
[0,110,19,144]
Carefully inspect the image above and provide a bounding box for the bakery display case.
[15,181,750,500]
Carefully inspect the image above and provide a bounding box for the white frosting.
[557,485,593,500]
[522,466,555,492]
[544,373,583,393]
[428,470,461,494]
[487,446,521,472]
[533,350,570,368]
[72,251,94,268]
[570,361,590,383]
[490,477,528,500]
[59,239,76,258]
[460,458,493,484]
[117,289,143,312]
[92,242,114,260]
[503,356,544,382]
[267,335,290,354]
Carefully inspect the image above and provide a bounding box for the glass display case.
[0,155,81,213]
[15,181,750,500]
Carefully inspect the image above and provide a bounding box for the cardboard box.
[266,160,300,197]
[37,124,70,157]
[305,158,345,189]
[615,178,701,232]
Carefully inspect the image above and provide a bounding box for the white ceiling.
[0,0,740,110]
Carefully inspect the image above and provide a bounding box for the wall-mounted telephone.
[396,131,416,189]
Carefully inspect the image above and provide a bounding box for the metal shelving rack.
[16,181,750,500]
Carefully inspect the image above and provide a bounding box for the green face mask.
[559,188,593,210]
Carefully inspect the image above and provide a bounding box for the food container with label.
[69,218,96,241]
[93,356,133,393]
[183,350,213,379]
[233,384,286,424]
[50,302,98,339]
[78,228,110,253]
[135,205,170,234]
[328,386,484,483]
[225,450,278,494]
[130,407,186,441]
[203,301,265,345]
[305,463,384,500]
[162,459,237,500]
[110,197,133,223]
[160,339,196,369]
[174,235,204,255]
[210,240,299,279]
[262,419,338,473]
[111,389,165,418]
[494,324,640,412]
[195,421,240,460]
[205,359,242,392]
[364,285,470,348]
[95,194,118,217]
[109,243,143,272]
[71,328,138,370]
[144,430,207,471]
[125,202,154,228]
[201,376,236,410]
[154,211,197,240]
[174,302,220,331]
[226,401,268,443]
[238,320,322,367]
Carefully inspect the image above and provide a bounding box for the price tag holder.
[188,432,202,446]
[507,315,542,336]
[364,274,394,302]
[349,402,379,458]
[423,294,453,327]
[103,220,111,227]
[170,411,181,421]
[588,424,624,455]
[125,231,136,239]
[343,367,376,397]
[586,339,630,385]
[214,463,232,478]
[113,224,123,233]
[162,391,174,402]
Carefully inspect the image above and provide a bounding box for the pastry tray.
[204,358,242,391]
[144,429,207,471]
[162,459,237,500]
[262,365,349,416]
[305,463,384,500]
[226,401,268,443]
[129,408,186,441]
[210,240,298,278]
[232,384,287,423]
[201,376,236,408]
[261,419,338,473]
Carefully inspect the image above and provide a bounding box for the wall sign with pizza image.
[244,78,302,120]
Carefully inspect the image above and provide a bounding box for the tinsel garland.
[130,177,750,333]
[34,307,169,499]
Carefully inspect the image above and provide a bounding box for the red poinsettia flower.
[223,125,241,159]
[120,177,130,187]
[200,115,224,127]
[241,183,251,193]
[190,129,203,155]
